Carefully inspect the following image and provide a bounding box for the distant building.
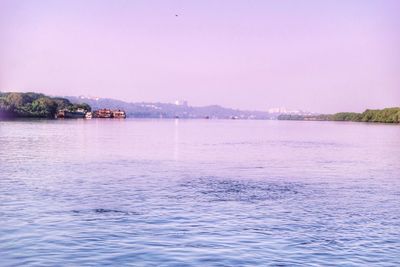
[268,107,288,113]
[78,95,100,101]
[175,100,188,106]
[268,107,309,115]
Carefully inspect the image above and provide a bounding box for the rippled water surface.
[1,119,399,266]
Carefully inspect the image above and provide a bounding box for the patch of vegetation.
[0,92,91,119]
[278,108,400,123]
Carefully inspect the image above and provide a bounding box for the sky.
[0,0,399,113]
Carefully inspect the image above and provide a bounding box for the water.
[0,119,399,266]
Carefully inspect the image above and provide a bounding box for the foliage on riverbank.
[0,92,91,119]
[278,108,400,123]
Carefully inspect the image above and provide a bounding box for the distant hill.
[0,92,317,120]
[66,96,274,119]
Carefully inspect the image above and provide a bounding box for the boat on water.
[56,108,87,119]
[93,109,126,118]
[56,108,126,119]
[94,109,113,118]
[64,110,86,118]
[56,110,85,119]
[85,112,93,119]
[112,110,126,119]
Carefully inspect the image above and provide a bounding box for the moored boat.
[93,109,126,118]
[112,110,126,119]
[94,109,113,118]
[85,112,93,119]
[64,110,86,118]
[56,108,87,119]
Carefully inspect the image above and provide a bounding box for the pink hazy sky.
[0,0,399,113]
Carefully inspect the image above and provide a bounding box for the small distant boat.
[56,109,85,119]
[112,110,126,119]
[64,110,86,119]
[56,107,88,119]
[94,109,113,118]
[93,109,126,118]
[85,112,93,119]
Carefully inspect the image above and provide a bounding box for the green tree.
[0,92,91,119]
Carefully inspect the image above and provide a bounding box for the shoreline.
[1,117,399,124]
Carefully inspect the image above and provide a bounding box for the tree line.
[278,108,400,123]
[0,92,91,119]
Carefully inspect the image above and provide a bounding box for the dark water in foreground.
[0,119,399,266]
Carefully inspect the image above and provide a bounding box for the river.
[1,119,399,266]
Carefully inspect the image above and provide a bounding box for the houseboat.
[112,110,126,119]
[64,110,86,118]
[94,109,113,118]
[56,109,86,119]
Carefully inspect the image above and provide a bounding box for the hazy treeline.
[278,108,400,123]
[0,92,91,119]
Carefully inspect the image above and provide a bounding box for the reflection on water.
[181,177,304,202]
[0,119,400,266]
[174,118,179,161]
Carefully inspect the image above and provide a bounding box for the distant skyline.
[1,0,399,113]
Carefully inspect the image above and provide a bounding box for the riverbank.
[278,107,400,124]
[1,92,126,120]
[0,92,91,119]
